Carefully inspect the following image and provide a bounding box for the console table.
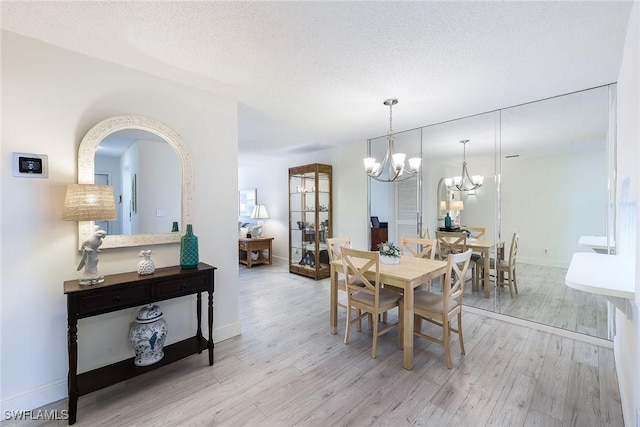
[64,263,215,425]
[239,236,274,268]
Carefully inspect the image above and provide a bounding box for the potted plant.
[377,241,401,264]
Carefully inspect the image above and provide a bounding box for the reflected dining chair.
[465,226,486,288]
[341,247,403,358]
[475,231,520,298]
[435,231,467,259]
[327,237,372,329]
[466,226,486,239]
[413,249,472,369]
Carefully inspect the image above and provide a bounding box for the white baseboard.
[518,256,569,269]
[214,321,242,343]
[464,305,613,348]
[0,378,67,412]
[2,323,243,414]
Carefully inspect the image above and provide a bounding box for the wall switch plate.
[156,209,165,217]
[12,152,48,178]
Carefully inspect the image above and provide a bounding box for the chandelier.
[445,139,483,191]
[363,98,421,182]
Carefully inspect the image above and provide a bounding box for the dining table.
[330,255,447,370]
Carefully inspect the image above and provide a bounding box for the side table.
[239,237,274,268]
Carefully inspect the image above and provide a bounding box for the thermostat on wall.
[12,152,48,178]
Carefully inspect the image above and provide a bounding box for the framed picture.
[239,188,256,218]
[370,216,380,228]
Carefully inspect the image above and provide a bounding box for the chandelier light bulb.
[408,157,422,173]
[363,158,377,173]
[392,153,406,171]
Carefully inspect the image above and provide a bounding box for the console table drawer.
[77,284,150,315]
[155,275,208,299]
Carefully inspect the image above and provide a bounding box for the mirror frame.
[77,115,193,249]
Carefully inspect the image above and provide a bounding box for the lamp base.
[79,276,104,286]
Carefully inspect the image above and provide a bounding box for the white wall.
[423,148,606,268]
[238,141,370,264]
[1,32,241,410]
[500,148,607,267]
[613,1,640,425]
[138,140,181,234]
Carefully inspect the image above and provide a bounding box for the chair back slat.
[435,231,467,260]
[466,226,486,239]
[327,237,351,261]
[340,247,380,297]
[401,236,436,259]
[509,232,520,266]
[444,249,473,302]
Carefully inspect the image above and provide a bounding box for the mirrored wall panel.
[368,84,616,340]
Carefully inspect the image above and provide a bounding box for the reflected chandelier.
[445,139,483,192]
[363,98,421,182]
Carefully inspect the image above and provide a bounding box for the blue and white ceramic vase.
[129,304,168,367]
[180,224,199,269]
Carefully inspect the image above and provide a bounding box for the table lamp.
[449,200,464,227]
[63,184,117,285]
[250,204,269,237]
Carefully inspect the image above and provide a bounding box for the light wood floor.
[462,262,609,340]
[12,260,623,426]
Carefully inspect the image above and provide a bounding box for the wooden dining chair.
[327,237,372,329]
[420,226,431,239]
[341,247,403,358]
[435,231,467,260]
[327,236,351,262]
[466,226,486,239]
[475,231,520,298]
[413,249,472,369]
[399,236,437,292]
[400,236,437,259]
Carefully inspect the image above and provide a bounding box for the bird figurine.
[77,228,107,284]
[148,331,158,350]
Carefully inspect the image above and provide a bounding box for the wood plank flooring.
[462,262,609,340]
[9,260,623,427]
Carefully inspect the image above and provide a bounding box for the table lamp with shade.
[63,184,117,285]
[249,204,269,237]
[449,200,464,227]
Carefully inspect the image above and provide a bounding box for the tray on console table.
[64,262,216,425]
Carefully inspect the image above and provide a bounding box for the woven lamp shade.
[63,184,117,221]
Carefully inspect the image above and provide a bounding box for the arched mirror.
[77,115,193,249]
[436,178,449,223]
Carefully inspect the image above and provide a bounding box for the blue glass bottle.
[444,212,452,229]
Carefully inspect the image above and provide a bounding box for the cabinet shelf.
[289,163,332,280]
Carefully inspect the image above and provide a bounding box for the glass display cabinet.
[289,163,332,279]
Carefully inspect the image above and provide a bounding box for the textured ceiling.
[0,1,632,164]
